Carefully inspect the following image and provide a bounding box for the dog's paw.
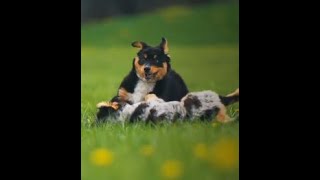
[144,94,158,102]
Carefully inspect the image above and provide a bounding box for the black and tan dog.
[97,38,189,121]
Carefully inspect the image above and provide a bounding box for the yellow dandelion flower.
[90,148,114,167]
[161,160,183,179]
[140,145,155,157]
[208,138,239,170]
[193,143,208,160]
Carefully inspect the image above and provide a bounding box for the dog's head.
[131,37,171,82]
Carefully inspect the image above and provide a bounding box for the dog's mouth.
[144,71,158,81]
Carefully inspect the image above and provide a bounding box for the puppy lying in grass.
[96,88,239,124]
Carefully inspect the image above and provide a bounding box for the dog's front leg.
[118,88,133,104]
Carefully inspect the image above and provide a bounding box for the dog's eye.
[139,58,145,64]
[155,58,162,64]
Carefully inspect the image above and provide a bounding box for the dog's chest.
[129,80,155,104]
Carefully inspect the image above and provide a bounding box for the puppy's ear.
[160,37,169,54]
[131,41,148,49]
[96,101,119,110]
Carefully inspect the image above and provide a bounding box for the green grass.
[82,2,239,180]
[81,3,239,47]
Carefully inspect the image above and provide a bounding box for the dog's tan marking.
[96,101,111,108]
[118,88,130,101]
[227,88,239,97]
[216,105,231,123]
[111,102,120,110]
[109,102,119,110]
[132,41,145,49]
[161,38,169,54]
[144,54,147,59]
[144,94,159,102]
[134,57,145,79]
[96,101,119,110]
[150,62,168,80]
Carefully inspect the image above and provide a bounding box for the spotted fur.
[96,89,239,123]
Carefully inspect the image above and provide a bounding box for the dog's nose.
[144,66,151,73]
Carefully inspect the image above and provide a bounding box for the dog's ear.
[131,41,148,49]
[160,37,169,54]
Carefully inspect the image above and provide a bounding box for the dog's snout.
[144,66,151,73]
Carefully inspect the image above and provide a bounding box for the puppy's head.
[96,96,125,122]
[131,37,171,82]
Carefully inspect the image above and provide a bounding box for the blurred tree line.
[81,0,236,23]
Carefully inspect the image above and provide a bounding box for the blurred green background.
[81,0,239,179]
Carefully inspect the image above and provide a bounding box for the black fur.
[183,95,202,118]
[96,106,117,123]
[129,103,149,123]
[173,112,183,120]
[200,108,219,121]
[119,68,139,95]
[146,108,158,124]
[219,95,239,106]
[150,70,189,102]
[118,66,188,102]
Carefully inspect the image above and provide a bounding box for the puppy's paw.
[144,94,159,102]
